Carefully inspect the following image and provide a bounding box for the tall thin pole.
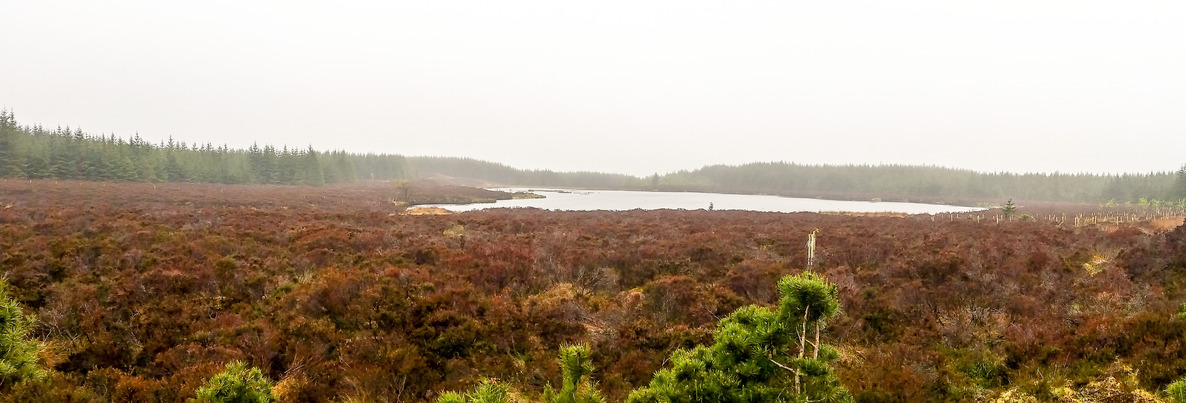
[807,228,820,269]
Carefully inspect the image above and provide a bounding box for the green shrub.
[543,344,605,403]
[0,278,45,387]
[437,344,605,403]
[627,271,852,402]
[194,361,275,403]
[436,380,511,403]
[1168,376,1186,403]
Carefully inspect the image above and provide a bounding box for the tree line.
[3,110,1184,203]
[405,156,645,188]
[0,110,402,186]
[655,162,1186,204]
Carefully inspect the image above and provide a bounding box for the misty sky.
[2,1,1184,177]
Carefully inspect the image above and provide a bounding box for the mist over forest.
[2,110,1183,205]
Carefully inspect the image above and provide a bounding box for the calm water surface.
[421,188,983,214]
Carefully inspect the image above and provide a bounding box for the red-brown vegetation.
[1,179,1185,401]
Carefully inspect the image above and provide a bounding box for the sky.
[2,1,1184,177]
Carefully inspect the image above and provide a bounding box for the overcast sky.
[2,1,1184,177]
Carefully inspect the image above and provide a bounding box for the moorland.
[1,179,1185,401]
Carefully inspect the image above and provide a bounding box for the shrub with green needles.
[0,278,44,388]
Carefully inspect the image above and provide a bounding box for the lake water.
[419,188,984,214]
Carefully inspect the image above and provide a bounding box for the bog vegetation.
[2,180,1186,401]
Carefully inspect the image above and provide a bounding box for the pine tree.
[0,278,46,388]
[300,146,325,186]
[164,151,185,182]
[436,380,512,403]
[23,154,49,179]
[1175,164,1186,201]
[113,153,137,181]
[0,109,18,177]
[194,361,275,403]
[1002,199,1017,220]
[49,134,75,179]
[627,271,852,403]
[436,344,606,403]
[543,344,605,403]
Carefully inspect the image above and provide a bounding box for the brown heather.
[1,179,1185,401]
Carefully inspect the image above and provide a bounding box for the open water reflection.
[420,188,984,215]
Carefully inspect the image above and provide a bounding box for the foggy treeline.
[407,156,642,188]
[0,110,404,186]
[2,110,1183,203]
[656,162,1186,204]
[404,158,1186,205]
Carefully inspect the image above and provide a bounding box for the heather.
[1,180,1185,401]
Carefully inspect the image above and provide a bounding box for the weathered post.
[806,228,820,269]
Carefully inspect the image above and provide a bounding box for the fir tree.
[300,146,325,186]
[1175,164,1186,200]
[0,278,46,388]
[0,109,18,177]
[194,361,275,403]
[436,380,512,403]
[627,271,852,403]
[543,344,605,403]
